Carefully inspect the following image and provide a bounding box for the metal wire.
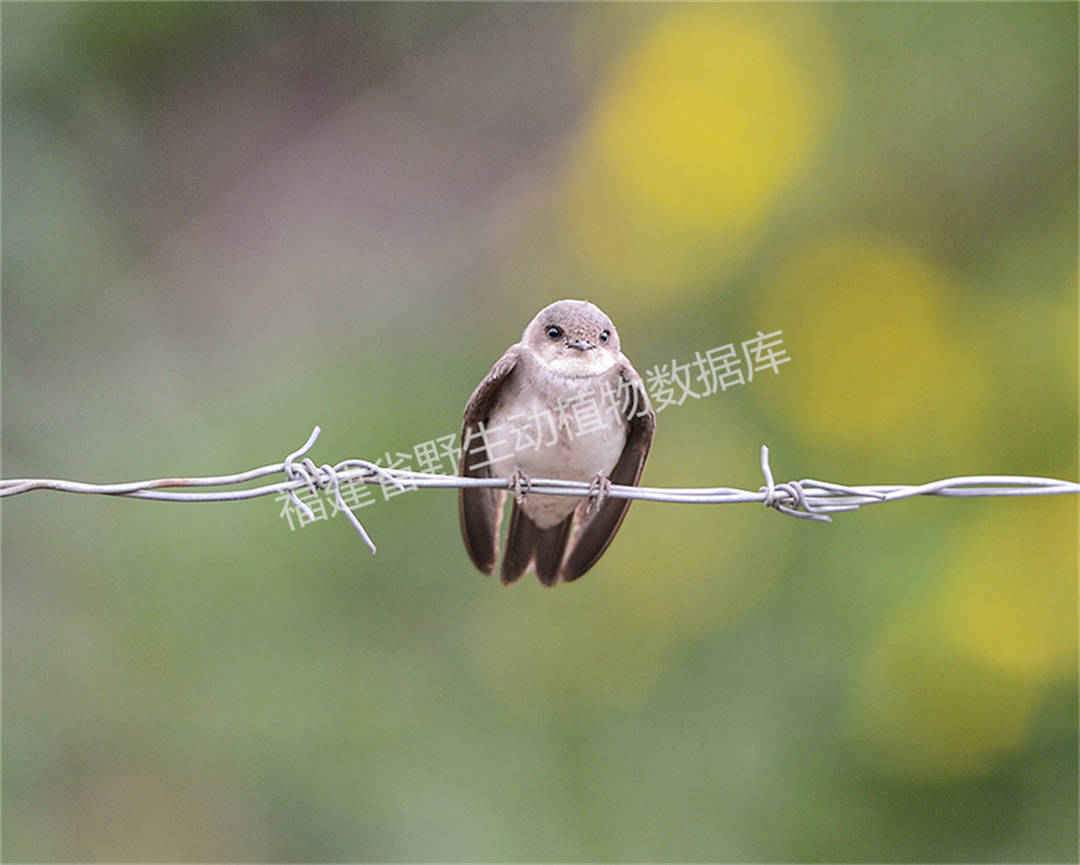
[2,426,1077,554]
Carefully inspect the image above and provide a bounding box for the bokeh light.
[566,5,840,299]
[754,229,988,465]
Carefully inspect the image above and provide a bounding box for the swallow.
[459,299,654,585]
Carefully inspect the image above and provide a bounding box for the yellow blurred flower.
[754,230,988,460]
[849,497,1076,779]
[850,606,1042,780]
[566,6,840,298]
[940,496,1077,681]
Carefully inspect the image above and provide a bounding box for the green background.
[4,3,1077,861]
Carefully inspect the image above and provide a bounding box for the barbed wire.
[2,426,1077,555]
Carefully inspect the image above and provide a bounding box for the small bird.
[459,299,655,585]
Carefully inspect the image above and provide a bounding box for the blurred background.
[3,3,1076,861]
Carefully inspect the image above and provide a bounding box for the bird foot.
[508,468,532,506]
[584,473,612,517]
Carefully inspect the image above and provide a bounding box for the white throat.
[545,350,618,377]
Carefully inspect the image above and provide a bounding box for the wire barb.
[759,445,832,522]
[1,426,1077,556]
[281,425,407,555]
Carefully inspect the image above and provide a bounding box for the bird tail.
[500,504,573,586]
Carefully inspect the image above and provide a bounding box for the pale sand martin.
[459,300,654,585]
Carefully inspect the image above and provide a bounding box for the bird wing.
[458,345,521,575]
[560,359,655,581]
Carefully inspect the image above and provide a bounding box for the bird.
[458,299,655,585]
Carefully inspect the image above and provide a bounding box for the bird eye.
[599,330,610,343]
[546,325,563,339]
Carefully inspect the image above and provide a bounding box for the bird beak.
[568,339,595,351]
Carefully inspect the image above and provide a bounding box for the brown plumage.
[458,300,655,585]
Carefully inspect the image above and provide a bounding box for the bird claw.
[584,473,611,517]
[508,468,532,506]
